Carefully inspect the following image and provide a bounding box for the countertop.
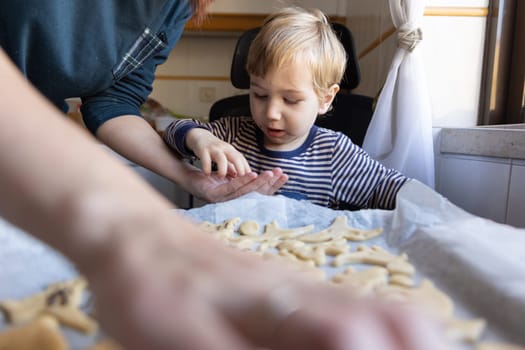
[440,124,525,160]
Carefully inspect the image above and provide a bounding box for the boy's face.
[249,61,337,151]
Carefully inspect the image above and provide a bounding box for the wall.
[208,0,346,15]
[150,0,347,119]
[150,0,490,128]
[346,0,488,128]
[146,0,513,217]
[151,34,239,118]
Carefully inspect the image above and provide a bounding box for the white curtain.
[362,0,435,188]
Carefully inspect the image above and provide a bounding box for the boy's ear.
[318,84,340,114]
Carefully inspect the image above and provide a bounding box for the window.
[479,0,524,125]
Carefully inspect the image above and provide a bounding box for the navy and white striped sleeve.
[331,134,409,209]
[163,119,205,158]
[368,170,409,209]
[204,116,243,144]
[162,117,241,158]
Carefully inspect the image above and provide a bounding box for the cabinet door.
[438,155,511,224]
[507,161,525,228]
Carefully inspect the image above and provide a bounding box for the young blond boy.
[164,6,409,209]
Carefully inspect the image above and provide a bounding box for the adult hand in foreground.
[84,215,452,350]
[0,49,450,350]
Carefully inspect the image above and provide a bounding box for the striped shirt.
[164,116,409,209]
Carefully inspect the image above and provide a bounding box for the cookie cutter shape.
[296,216,382,243]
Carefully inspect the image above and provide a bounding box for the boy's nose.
[266,100,281,121]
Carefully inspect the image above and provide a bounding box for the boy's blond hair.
[246,6,347,100]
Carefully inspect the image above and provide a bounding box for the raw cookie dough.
[198,216,517,347]
[199,217,241,240]
[446,318,487,343]
[238,220,260,236]
[476,343,525,350]
[296,216,382,242]
[333,245,415,276]
[376,279,454,320]
[229,221,315,251]
[88,339,125,350]
[0,316,68,350]
[332,267,389,297]
[0,276,97,334]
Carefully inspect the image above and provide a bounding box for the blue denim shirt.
[0,0,192,134]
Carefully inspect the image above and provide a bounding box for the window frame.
[479,0,524,125]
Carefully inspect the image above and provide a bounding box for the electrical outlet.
[199,87,216,102]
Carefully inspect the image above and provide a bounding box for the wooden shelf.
[185,13,346,32]
[184,7,488,33]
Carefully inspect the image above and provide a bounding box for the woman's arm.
[0,50,171,257]
[96,115,287,202]
[76,8,286,204]
[0,49,450,350]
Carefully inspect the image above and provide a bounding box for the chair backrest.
[229,23,361,90]
[209,22,374,147]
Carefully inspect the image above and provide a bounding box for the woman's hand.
[95,116,288,204]
[0,49,450,350]
[183,164,289,203]
[186,128,250,178]
[84,213,452,350]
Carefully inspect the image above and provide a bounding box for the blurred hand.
[85,215,451,350]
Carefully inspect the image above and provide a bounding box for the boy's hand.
[186,128,251,178]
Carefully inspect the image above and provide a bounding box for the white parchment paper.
[1,180,524,348]
[0,220,97,349]
[181,180,525,346]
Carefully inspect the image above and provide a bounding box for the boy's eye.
[253,92,267,99]
[284,97,300,104]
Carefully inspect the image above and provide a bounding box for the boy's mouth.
[266,127,286,138]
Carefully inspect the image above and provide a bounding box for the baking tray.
[1,180,524,349]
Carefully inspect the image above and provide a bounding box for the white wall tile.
[437,155,511,224]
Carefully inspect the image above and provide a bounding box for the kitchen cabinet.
[437,126,525,228]
[437,154,511,224]
[507,161,525,228]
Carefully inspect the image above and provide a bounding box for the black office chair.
[209,23,374,147]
